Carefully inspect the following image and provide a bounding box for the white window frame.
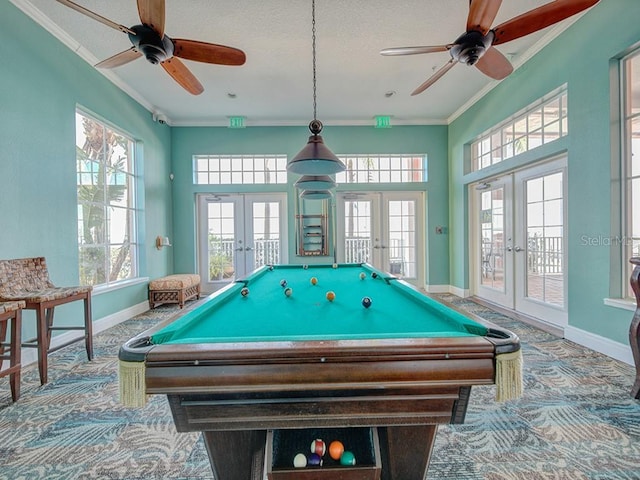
[621,48,640,298]
[193,154,288,185]
[76,109,140,288]
[471,86,568,171]
[335,154,427,184]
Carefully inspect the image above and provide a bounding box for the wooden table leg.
[202,430,266,480]
[379,425,438,480]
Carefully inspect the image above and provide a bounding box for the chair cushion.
[0,300,25,314]
[1,286,92,303]
[149,274,201,291]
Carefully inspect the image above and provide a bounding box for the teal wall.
[0,1,173,335]
[170,125,450,286]
[3,0,639,352]
[448,0,640,344]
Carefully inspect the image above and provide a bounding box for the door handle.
[514,246,523,252]
[506,246,513,252]
[235,247,244,251]
[245,246,253,251]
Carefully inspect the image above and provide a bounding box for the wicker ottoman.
[149,274,201,309]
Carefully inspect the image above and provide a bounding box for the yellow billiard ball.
[326,291,336,302]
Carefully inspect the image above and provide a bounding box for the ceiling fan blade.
[95,47,142,69]
[492,0,600,45]
[475,46,513,79]
[173,39,246,66]
[380,45,450,56]
[161,57,204,95]
[55,0,134,35]
[137,0,165,37]
[411,60,457,96]
[467,0,503,35]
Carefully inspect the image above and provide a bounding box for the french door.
[197,193,287,293]
[472,158,567,328]
[336,192,425,287]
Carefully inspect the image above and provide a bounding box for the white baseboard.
[18,301,150,367]
[565,325,634,366]
[424,284,450,294]
[449,285,470,298]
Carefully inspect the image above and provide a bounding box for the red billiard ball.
[310,439,326,456]
[310,277,318,285]
[328,440,344,460]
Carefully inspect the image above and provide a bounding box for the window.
[194,155,287,184]
[335,155,426,184]
[471,86,568,171]
[622,49,640,296]
[76,110,139,287]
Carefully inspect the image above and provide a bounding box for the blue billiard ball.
[362,296,372,308]
[308,453,323,466]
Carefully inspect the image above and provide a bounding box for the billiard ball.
[268,265,274,271]
[359,272,366,280]
[293,453,307,468]
[371,272,378,279]
[310,439,326,456]
[362,297,372,308]
[326,291,336,302]
[340,451,356,466]
[328,440,344,460]
[310,277,318,285]
[280,279,287,288]
[303,264,309,269]
[284,287,293,297]
[240,287,249,297]
[308,453,323,466]
[332,263,338,269]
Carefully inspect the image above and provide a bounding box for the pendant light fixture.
[294,174,336,191]
[288,0,346,176]
[300,189,334,200]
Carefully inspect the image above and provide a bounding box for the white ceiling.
[13,0,587,126]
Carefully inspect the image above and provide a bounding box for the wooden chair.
[0,257,93,385]
[0,300,24,401]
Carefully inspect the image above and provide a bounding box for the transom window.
[471,86,568,171]
[76,110,139,287]
[622,48,640,297]
[335,155,426,184]
[194,154,287,185]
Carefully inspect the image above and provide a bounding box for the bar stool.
[0,300,24,402]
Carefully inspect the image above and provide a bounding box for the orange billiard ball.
[326,291,336,302]
[310,277,318,285]
[329,440,344,460]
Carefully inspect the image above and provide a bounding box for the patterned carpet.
[1,296,639,480]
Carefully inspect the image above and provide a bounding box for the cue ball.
[359,272,366,280]
[332,263,338,269]
[362,296,372,308]
[340,451,356,466]
[284,287,293,297]
[293,453,307,468]
[240,287,249,297]
[326,291,336,302]
[280,279,287,288]
[310,277,318,285]
[308,453,323,466]
[310,439,326,456]
[329,440,344,460]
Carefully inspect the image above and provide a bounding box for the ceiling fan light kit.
[381,0,600,95]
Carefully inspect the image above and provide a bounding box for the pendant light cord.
[311,0,317,122]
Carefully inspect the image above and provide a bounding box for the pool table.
[120,263,521,480]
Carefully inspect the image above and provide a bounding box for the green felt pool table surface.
[150,263,489,345]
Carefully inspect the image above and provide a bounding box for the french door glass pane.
[207,202,235,282]
[388,200,416,279]
[344,201,371,263]
[253,201,280,268]
[526,172,564,307]
[480,188,505,290]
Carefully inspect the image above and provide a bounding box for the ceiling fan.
[380,0,600,96]
[55,0,246,95]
